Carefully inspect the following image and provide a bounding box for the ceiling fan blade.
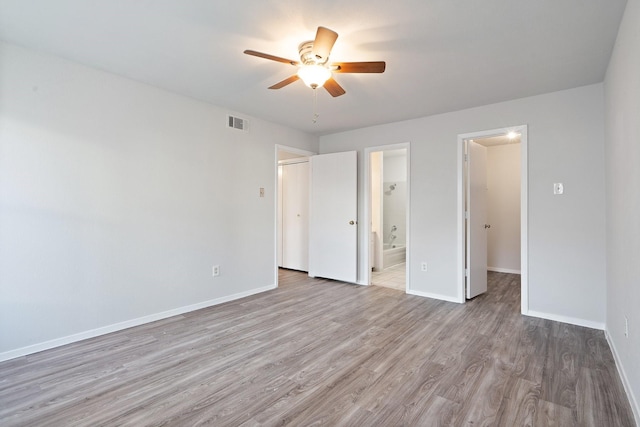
[244,50,298,66]
[269,75,300,89]
[323,77,346,97]
[333,61,386,73]
[313,26,338,62]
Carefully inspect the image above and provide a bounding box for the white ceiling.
[0,0,627,135]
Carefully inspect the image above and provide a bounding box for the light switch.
[553,183,564,195]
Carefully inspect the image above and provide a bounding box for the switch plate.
[625,316,629,338]
[259,187,265,198]
[553,183,564,195]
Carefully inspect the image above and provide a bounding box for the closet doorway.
[275,145,359,287]
[275,145,315,286]
[457,125,528,312]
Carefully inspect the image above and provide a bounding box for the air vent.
[227,115,248,131]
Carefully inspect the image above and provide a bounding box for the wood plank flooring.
[371,263,405,291]
[0,270,635,426]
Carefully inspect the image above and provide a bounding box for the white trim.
[274,144,316,288]
[525,310,605,331]
[278,158,309,166]
[605,330,640,425]
[487,267,521,274]
[275,144,316,158]
[0,284,276,363]
[457,136,466,302]
[520,127,529,315]
[363,142,411,289]
[406,146,411,292]
[407,289,461,304]
[457,125,528,309]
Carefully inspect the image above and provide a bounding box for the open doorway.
[274,145,315,287]
[457,126,528,312]
[365,143,410,291]
[275,146,358,287]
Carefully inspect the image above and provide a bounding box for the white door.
[466,141,488,298]
[309,151,358,283]
[281,161,309,271]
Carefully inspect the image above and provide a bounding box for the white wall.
[0,42,318,359]
[487,144,521,273]
[604,0,640,421]
[382,150,407,247]
[370,151,383,271]
[320,83,606,326]
[382,151,407,182]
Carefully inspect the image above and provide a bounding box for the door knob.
[485,224,491,229]
[349,220,356,225]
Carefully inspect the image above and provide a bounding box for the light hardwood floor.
[371,263,405,291]
[0,270,635,426]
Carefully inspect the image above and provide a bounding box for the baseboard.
[487,267,521,274]
[605,330,640,425]
[0,284,276,363]
[525,309,605,330]
[407,289,461,304]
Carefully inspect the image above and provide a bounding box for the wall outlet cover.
[553,182,564,195]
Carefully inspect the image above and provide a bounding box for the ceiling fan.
[244,26,385,97]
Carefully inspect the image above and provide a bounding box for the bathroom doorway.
[365,144,410,291]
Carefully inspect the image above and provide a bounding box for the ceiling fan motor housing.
[298,41,328,65]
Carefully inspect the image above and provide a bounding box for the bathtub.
[383,244,406,269]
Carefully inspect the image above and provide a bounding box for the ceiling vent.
[227,115,248,131]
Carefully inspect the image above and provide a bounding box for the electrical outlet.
[421,262,428,272]
[553,182,564,195]
[625,316,629,338]
[213,265,220,277]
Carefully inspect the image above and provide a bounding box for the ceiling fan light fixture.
[244,26,385,97]
[297,65,332,89]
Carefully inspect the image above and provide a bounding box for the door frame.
[363,142,411,289]
[274,144,316,288]
[456,125,528,313]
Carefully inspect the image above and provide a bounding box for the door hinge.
[465,211,469,219]
[465,268,469,277]
[464,154,468,162]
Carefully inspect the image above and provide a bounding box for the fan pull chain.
[312,88,319,123]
